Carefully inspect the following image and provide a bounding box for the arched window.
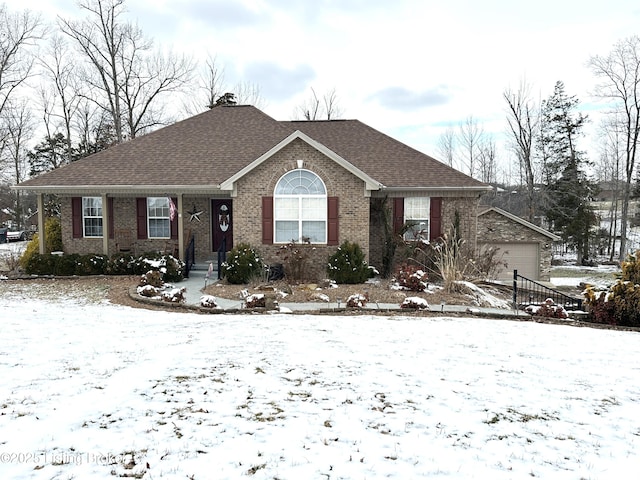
[274,169,327,243]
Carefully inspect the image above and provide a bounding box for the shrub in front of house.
[139,270,164,288]
[222,243,264,284]
[138,252,185,282]
[277,240,313,282]
[401,296,430,309]
[53,253,81,276]
[394,263,429,292]
[583,250,640,327]
[23,253,57,275]
[104,253,137,275]
[524,298,568,319]
[22,251,184,281]
[327,241,370,284]
[45,217,63,252]
[77,254,109,275]
[19,217,64,271]
[346,292,369,308]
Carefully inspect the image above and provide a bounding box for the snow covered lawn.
[1,288,639,479]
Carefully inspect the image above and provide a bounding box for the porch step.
[189,262,217,271]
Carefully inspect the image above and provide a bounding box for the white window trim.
[274,169,327,244]
[404,197,431,242]
[82,196,103,238]
[147,197,171,239]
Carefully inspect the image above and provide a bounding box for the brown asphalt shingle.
[289,119,484,188]
[18,105,485,190]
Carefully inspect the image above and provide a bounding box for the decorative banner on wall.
[168,197,177,221]
[218,204,230,232]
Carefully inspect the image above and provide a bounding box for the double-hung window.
[404,197,431,241]
[274,169,327,243]
[82,197,103,237]
[147,197,170,238]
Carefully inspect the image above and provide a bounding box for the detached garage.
[477,207,560,282]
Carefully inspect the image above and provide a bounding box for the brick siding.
[477,210,554,281]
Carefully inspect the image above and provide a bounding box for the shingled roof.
[17,105,487,193]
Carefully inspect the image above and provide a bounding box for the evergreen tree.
[540,81,598,264]
[76,121,118,159]
[27,133,76,176]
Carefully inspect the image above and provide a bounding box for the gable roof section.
[16,105,489,194]
[220,130,381,191]
[287,119,487,190]
[478,207,560,240]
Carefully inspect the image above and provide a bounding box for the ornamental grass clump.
[222,243,264,284]
[327,241,370,284]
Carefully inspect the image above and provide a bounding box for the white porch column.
[37,194,45,254]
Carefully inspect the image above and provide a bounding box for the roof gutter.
[381,185,493,192]
[10,184,223,195]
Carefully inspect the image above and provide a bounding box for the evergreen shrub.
[222,243,263,284]
[19,217,63,270]
[327,241,370,284]
[22,251,184,281]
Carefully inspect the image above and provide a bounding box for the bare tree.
[182,53,226,115]
[232,80,265,108]
[589,35,640,261]
[58,0,126,142]
[457,115,484,178]
[294,87,343,120]
[38,34,81,164]
[0,5,45,125]
[181,53,265,116]
[74,98,118,156]
[504,81,538,222]
[1,100,35,227]
[477,136,497,184]
[594,114,625,260]
[120,45,194,137]
[436,127,456,167]
[59,0,194,142]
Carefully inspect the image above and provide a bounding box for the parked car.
[7,228,30,242]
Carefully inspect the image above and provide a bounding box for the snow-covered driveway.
[0,289,638,479]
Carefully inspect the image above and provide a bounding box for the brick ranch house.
[15,105,492,279]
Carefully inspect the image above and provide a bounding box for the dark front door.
[211,199,233,253]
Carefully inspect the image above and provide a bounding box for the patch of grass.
[288,391,312,399]
[246,463,266,475]
[485,408,559,424]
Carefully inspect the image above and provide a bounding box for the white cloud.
[3,0,640,166]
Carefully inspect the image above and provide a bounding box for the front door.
[211,199,233,253]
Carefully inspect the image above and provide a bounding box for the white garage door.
[487,242,539,281]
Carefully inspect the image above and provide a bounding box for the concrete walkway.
[177,267,529,318]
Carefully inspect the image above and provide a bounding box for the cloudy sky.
[5,0,640,174]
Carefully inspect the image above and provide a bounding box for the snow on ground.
[0,241,24,274]
[1,285,639,479]
[550,263,620,290]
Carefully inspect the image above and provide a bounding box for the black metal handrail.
[512,270,583,311]
[217,236,227,280]
[184,234,195,278]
